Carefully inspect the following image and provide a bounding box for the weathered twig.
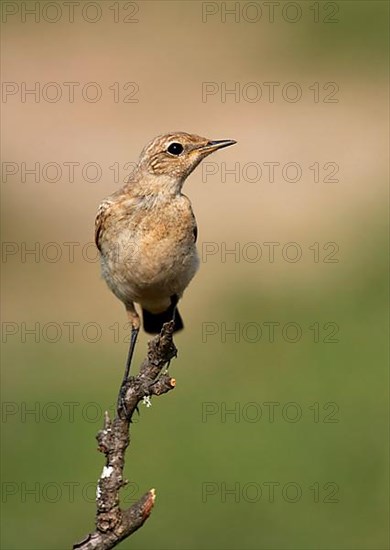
[73,321,177,550]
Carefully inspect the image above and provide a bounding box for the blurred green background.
[1,1,388,549]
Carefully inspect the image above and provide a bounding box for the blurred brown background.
[1,1,388,549]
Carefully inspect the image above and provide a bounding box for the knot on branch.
[97,509,122,534]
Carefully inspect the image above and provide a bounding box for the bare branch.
[73,321,177,550]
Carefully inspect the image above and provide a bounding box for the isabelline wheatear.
[95,132,236,381]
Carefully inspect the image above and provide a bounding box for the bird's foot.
[117,379,131,419]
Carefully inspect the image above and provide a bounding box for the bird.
[95,132,236,382]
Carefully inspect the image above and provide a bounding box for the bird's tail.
[142,304,184,334]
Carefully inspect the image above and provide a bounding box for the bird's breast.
[99,196,199,304]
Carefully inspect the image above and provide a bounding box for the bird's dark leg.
[122,305,140,381]
[117,306,140,415]
[122,326,139,383]
[170,294,179,327]
[160,295,180,374]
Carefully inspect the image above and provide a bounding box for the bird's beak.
[198,139,237,154]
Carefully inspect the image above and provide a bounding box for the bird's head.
[135,132,236,193]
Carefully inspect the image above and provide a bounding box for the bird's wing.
[193,221,198,243]
[181,193,198,243]
[94,199,114,252]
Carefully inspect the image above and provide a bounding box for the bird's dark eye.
[167,142,184,156]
